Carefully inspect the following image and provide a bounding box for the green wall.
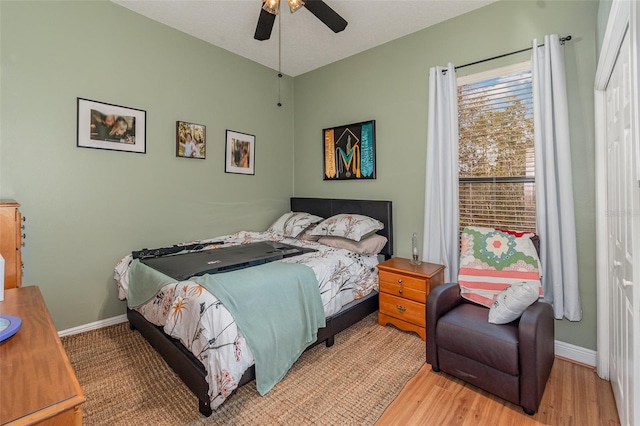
[0,1,294,330]
[293,0,599,350]
[1,0,602,351]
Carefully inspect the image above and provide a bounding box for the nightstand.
[377,258,445,341]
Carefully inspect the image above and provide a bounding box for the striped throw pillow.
[458,227,542,308]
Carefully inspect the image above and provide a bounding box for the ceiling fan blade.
[303,0,348,33]
[254,8,276,41]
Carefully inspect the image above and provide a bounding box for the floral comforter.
[114,231,379,410]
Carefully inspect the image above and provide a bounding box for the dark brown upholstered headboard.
[290,197,393,260]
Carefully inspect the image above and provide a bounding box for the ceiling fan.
[254,0,348,41]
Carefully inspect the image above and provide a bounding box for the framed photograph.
[176,121,206,159]
[77,98,146,153]
[323,120,376,180]
[225,130,255,175]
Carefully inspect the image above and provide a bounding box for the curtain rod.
[442,35,572,74]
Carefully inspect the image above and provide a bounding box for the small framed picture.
[77,98,146,153]
[176,121,206,159]
[225,130,255,175]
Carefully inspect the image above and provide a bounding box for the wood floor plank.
[376,358,620,425]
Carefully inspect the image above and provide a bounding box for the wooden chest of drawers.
[1,200,24,289]
[377,257,445,341]
[0,286,85,425]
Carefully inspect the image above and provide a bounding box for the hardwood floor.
[376,357,620,425]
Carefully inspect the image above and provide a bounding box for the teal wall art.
[323,120,376,180]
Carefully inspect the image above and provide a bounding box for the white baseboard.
[555,340,596,367]
[58,314,128,337]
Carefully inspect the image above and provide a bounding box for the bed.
[115,197,393,416]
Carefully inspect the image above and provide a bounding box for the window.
[457,62,536,232]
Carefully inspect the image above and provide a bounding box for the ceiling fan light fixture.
[287,0,305,13]
[262,0,280,15]
[254,0,348,41]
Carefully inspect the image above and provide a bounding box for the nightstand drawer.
[379,292,425,328]
[379,270,426,291]
[379,280,426,303]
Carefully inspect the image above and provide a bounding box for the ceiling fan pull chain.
[277,7,283,107]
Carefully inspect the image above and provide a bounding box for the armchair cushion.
[436,303,520,375]
[458,227,542,307]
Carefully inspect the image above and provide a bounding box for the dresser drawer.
[379,292,425,328]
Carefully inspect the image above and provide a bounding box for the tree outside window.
[458,63,536,232]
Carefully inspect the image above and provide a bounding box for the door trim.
[594,87,608,379]
[595,1,630,91]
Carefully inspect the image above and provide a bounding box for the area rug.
[61,313,425,425]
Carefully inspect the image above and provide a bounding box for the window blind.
[458,68,536,233]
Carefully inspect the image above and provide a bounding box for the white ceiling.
[112,0,497,77]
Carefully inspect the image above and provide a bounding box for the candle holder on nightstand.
[410,232,422,265]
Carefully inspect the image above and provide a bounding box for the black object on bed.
[126,197,393,416]
[141,241,317,281]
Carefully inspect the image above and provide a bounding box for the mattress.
[114,230,380,409]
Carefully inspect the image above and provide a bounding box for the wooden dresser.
[377,258,445,341]
[0,286,85,425]
[0,200,24,289]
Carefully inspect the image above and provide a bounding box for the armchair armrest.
[426,282,464,368]
[518,301,555,413]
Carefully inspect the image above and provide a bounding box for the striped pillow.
[458,227,542,308]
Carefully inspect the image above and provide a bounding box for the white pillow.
[267,212,323,238]
[318,234,387,256]
[488,282,540,324]
[308,214,384,242]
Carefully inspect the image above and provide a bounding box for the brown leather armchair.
[426,282,554,415]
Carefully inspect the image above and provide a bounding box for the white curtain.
[532,34,582,320]
[423,63,459,283]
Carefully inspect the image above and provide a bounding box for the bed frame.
[127,197,393,416]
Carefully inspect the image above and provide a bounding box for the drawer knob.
[397,278,403,284]
[398,289,403,294]
[396,305,406,312]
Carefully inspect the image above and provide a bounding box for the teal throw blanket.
[191,262,325,395]
[127,259,177,308]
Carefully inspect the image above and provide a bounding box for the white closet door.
[605,26,635,426]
